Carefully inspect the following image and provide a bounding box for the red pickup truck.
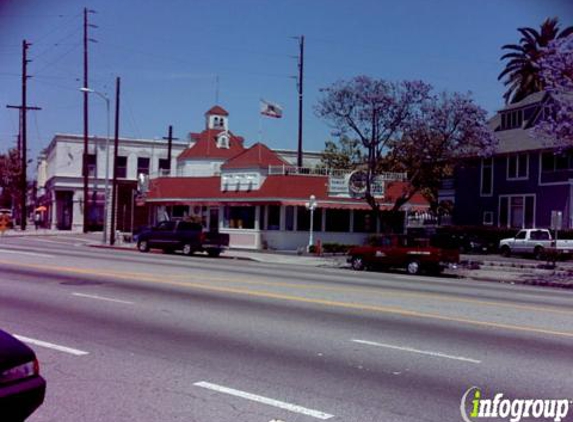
[347,235,459,275]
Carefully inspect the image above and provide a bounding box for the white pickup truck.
[499,229,573,259]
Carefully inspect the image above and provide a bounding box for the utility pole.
[162,125,179,174]
[296,35,304,168]
[110,77,121,246]
[7,40,41,231]
[82,7,97,233]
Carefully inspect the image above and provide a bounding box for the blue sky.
[0,0,571,164]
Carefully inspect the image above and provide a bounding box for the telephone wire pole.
[6,40,41,231]
[296,35,304,167]
[162,125,179,174]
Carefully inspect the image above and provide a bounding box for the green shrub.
[320,242,355,254]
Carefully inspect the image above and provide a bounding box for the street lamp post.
[305,194,318,252]
[80,87,110,244]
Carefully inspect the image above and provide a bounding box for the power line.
[32,25,83,61]
[101,41,293,80]
[32,12,82,45]
[33,43,81,76]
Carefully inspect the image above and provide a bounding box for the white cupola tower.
[205,106,229,131]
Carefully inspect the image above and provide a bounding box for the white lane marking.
[14,335,89,356]
[72,292,134,305]
[352,339,481,364]
[194,381,334,420]
[0,248,54,258]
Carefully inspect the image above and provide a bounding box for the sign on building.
[327,171,385,198]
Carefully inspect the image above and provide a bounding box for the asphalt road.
[0,235,572,422]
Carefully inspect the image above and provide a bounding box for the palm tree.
[498,17,573,104]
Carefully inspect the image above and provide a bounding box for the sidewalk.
[1,228,86,237]
[88,241,348,268]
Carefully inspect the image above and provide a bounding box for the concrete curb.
[1,231,85,238]
[462,274,573,290]
[88,243,257,262]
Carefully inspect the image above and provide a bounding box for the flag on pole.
[260,99,283,118]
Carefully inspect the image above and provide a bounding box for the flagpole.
[258,100,263,143]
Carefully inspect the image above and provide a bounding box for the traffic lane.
[1,270,572,401]
[2,241,573,319]
[2,256,573,340]
[2,287,572,422]
[1,260,572,350]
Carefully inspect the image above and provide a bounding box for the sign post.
[551,210,563,243]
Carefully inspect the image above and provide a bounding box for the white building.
[36,133,187,231]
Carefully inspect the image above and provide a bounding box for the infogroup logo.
[460,387,571,422]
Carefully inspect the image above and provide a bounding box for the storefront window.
[209,207,219,231]
[325,209,350,232]
[265,205,281,230]
[353,210,376,232]
[296,206,322,232]
[224,206,255,229]
[172,205,188,219]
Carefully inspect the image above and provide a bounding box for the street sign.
[551,210,563,230]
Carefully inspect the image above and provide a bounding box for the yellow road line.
[166,272,573,318]
[2,259,573,339]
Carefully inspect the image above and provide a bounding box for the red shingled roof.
[221,143,289,170]
[178,129,245,160]
[146,175,428,210]
[205,105,229,116]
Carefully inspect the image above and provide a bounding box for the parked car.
[0,330,46,422]
[499,229,573,260]
[347,234,460,275]
[136,220,230,257]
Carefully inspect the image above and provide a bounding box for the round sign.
[348,170,368,198]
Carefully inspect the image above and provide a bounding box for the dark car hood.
[0,329,36,372]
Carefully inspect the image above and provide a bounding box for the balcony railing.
[149,165,408,182]
[267,165,407,181]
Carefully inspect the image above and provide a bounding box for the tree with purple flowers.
[388,92,496,210]
[533,34,573,148]
[315,76,432,214]
[316,76,496,216]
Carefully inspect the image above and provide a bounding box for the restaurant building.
[146,106,429,250]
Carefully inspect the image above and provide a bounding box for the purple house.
[442,92,573,229]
